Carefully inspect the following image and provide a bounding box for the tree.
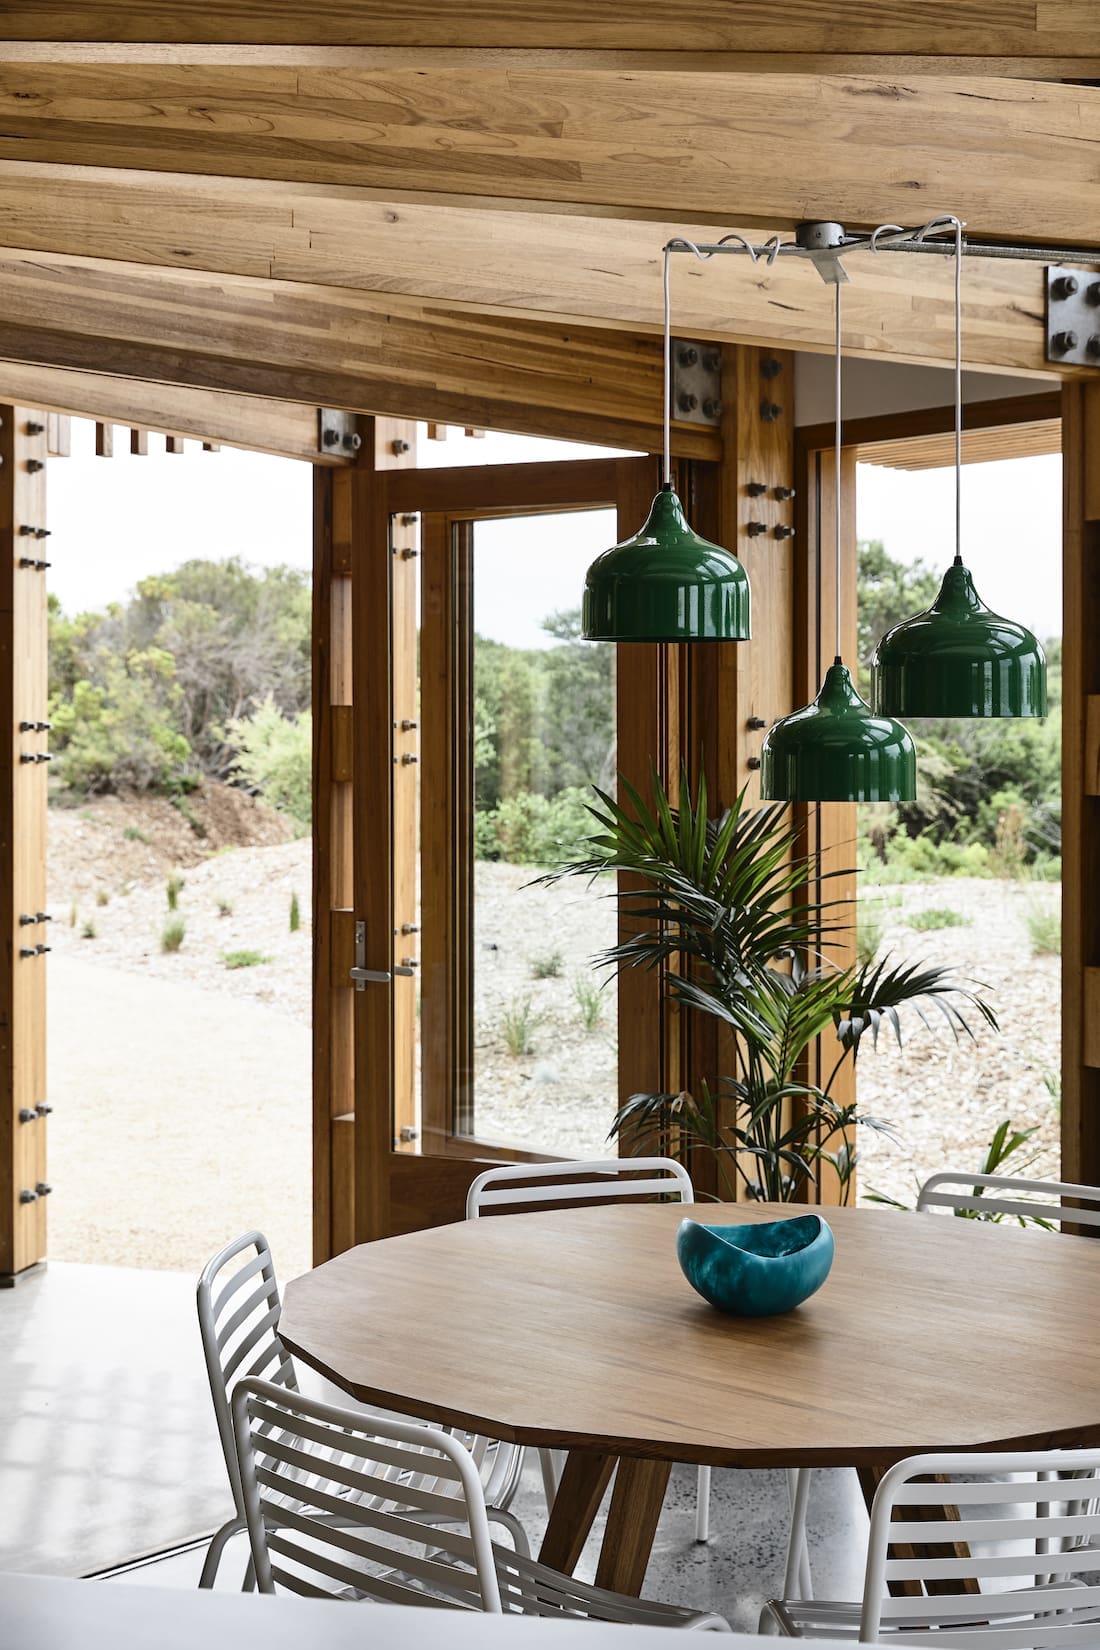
[856,539,940,679]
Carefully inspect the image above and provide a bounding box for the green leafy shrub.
[289,891,301,933]
[50,648,191,795]
[227,696,311,829]
[161,914,186,953]
[476,786,594,868]
[908,907,971,932]
[222,949,271,969]
[530,949,563,980]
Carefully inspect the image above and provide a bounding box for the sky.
[46,418,1062,651]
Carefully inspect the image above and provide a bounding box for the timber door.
[348,454,671,1241]
[0,409,49,1280]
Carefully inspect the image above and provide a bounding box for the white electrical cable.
[834,278,843,663]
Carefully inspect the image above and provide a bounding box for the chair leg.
[538,1448,562,1515]
[784,1469,812,1600]
[695,1465,712,1544]
[198,1515,247,1589]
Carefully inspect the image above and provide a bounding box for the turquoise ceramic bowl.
[676,1214,834,1317]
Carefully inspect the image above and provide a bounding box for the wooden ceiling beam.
[0,357,347,461]
[2,4,1096,64]
[0,165,1078,378]
[0,63,1097,245]
[0,249,720,457]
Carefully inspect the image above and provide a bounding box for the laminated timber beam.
[2,6,1098,69]
[0,167,1082,379]
[0,250,719,458]
[0,61,1098,246]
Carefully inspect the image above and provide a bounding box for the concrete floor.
[0,1262,868,1632]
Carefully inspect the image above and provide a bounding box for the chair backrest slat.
[233,1377,503,1613]
[466,1156,693,1219]
[862,1449,1100,1645]
[916,1172,1100,1228]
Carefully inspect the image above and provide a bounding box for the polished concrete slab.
[1,1261,868,1628]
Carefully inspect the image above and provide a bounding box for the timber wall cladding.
[0,64,1097,244]
[2,2,1098,59]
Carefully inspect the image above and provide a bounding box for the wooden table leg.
[593,1456,673,1597]
[538,1450,616,1576]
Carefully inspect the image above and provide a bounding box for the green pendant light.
[762,280,916,803]
[871,217,1047,719]
[582,247,751,643]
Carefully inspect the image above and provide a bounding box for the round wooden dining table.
[279,1202,1100,1597]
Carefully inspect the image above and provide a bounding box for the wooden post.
[0,408,49,1281]
[1062,380,1100,1195]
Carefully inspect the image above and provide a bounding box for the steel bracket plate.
[318,408,364,458]
[1045,267,1100,368]
[671,341,722,426]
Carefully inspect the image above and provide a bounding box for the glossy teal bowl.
[676,1215,834,1317]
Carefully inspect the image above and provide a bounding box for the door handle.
[351,920,416,990]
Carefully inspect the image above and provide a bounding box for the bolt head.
[322,427,340,446]
[1086,282,1100,308]
[342,431,363,452]
[1087,335,1100,359]
[1052,330,1079,354]
[1052,274,1080,301]
[676,345,699,368]
[677,391,698,413]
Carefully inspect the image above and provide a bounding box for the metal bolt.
[747,756,762,771]
[18,914,35,926]
[676,345,699,368]
[35,1182,51,1196]
[747,716,768,730]
[18,1108,36,1123]
[401,957,420,969]
[322,427,340,447]
[702,348,721,373]
[18,524,35,536]
[19,1188,37,1204]
[25,421,44,436]
[391,439,410,455]
[19,753,35,764]
[1052,274,1080,301]
[677,391,698,414]
[399,753,419,765]
[399,513,418,525]
[1087,282,1100,307]
[26,459,44,473]
[773,525,796,540]
[36,1103,52,1117]
[19,948,35,959]
[400,923,420,935]
[760,358,782,379]
[746,481,767,497]
[341,431,362,453]
[760,401,783,422]
[399,547,418,560]
[1052,330,1079,354]
[702,398,723,420]
[773,486,796,501]
[746,521,767,537]
[1087,335,1100,359]
[35,944,51,954]
[399,719,419,731]
[35,912,51,924]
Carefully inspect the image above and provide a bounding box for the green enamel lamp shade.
[582,484,751,642]
[871,562,1047,719]
[761,659,917,803]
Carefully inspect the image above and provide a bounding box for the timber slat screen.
[0,407,48,1280]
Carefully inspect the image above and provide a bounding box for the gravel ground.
[44,792,1061,1264]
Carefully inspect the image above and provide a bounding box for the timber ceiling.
[0,12,1096,431]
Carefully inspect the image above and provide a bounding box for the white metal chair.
[232,1376,730,1628]
[196,1230,525,1589]
[916,1171,1100,1228]
[764,1446,1100,1643]
[465,1156,744,1551]
[787,1172,1100,1606]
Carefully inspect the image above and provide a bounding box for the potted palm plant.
[546,768,996,1203]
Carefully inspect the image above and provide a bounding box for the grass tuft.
[907,907,971,932]
[289,891,301,933]
[530,949,563,980]
[1024,900,1061,957]
[161,914,186,953]
[501,995,542,1057]
[166,873,185,911]
[573,974,605,1032]
[222,948,271,970]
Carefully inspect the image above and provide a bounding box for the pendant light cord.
[662,244,672,488]
[834,277,843,665]
[952,213,963,566]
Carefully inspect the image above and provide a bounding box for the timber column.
[0,407,49,1281]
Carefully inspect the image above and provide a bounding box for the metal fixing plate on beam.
[671,341,722,426]
[1046,268,1100,368]
[318,408,364,458]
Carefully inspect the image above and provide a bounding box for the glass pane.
[464,510,619,1155]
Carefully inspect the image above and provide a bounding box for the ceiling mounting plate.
[1046,267,1100,368]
